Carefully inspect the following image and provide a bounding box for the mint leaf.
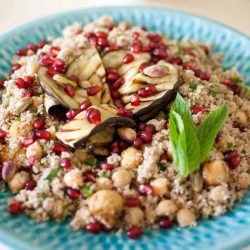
[197,106,228,162]
[173,112,200,176]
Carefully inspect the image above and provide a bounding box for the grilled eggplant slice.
[119,61,180,118]
[102,50,151,84]
[44,94,68,121]
[56,104,135,147]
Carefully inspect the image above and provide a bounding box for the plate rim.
[0,6,249,250]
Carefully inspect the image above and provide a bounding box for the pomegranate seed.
[53,143,69,154]
[80,100,91,111]
[139,123,146,131]
[126,197,141,207]
[0,79,5,88]
[97,37,108,48]
[152,48,167,58]
[132,32,140,39]
[140,131,152,143]
[35,130,51,140]
[66,109,81,120]
[183,63,194,70]
[231,85,241,95]
[131,42,142,53]
[96,31,108,39]
[42,58,54,67]
[67,188,80,200]
[85,32,95,39]
[145,85,156,96]
[17,49,27,56]
[86,222,102,234]
[49,46,60,58]
[54,65,66,74]
[114,99,124,109]
[37,40,47,48]
[199,71,210,81]
[11,63,21,73]
[47,67,57,77]
[68,75,79,84]
[23,76,34,87]
[142,47,150,52]
[9,202,23,215]
[84,172,95,182]
[21,138,34,147]
[159,218,174,229]
[107,68,117,74]
[131,94,140,106]
[138,88,147,97]
[75,29,83,35]
[112,77,124,89]
[127,226,143,239]
[27,156,35,167]
[101,163,114,171]
[123,53,134,64]
[27,130,36,140]
[60,157,72,169]
[173,57,183,65]
[24,88,34,97]
[164,121,169,129]
[107,73,119,82]
[86,108,101,124]
[15,78,24,88]
[104,45,118,52]
[221,79,235,87]
[138,184,153,195]
[117,108,133,118]
[38,52,50,61]
[24,180,36,190]
[27,44,37,52]
[133,137,143,149]
[87,85,101,96]
[139,62,151,73]
[165,54,175,63]
[111,141,120,153]
[53,58,65,68]
[145,124,156,134]
[34,118,45,130]
[110,89,120,99]
[147,33,161,42]
[64,85,75,97]
[192,106,205,115]
[0,130,7,139]
[159,42,167,50]
[119,140,128,151]
[226,151,241,169]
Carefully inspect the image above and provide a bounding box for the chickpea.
[227,101,237,114]
[242,102,250,118]
[235,110,248,126]
[88,190,124,229]
[210,186,230,203]
[26,141,43,160]
[176,208,196,227]
[124,207,144,226]
[117,127,136,142]
[217,134,234,152]
[156,200,178,217]
[238,173,250,189]
[96,177,113,190]
[63,169,83,189]
[151,177,168,196]
[74,148,87,162]
[9,171,29,194]
[9,121,32,138]
[121,147,143,170]
[202,160,229,186]
[112,169,132,188]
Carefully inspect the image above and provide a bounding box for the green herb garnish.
[82,185,92,198]
[84,156,101,167]
[44,167,61,182]
[230,76,242,84]
[169,93,228,176]
[16,115,21,121]
[97,170,109,177]
[176,47,185,59]
[188,81,198,91]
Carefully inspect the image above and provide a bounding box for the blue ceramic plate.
[0,6,249,250]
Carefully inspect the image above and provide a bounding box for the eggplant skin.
[134,75,183,120]
[74,117,135,147]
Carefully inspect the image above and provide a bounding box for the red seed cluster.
[86,108,101,124]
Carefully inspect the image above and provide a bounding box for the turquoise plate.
[0,6,249,250]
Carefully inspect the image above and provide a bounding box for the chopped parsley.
[176,47,185,59]
[230,76,242,84]
[44,167,61,182]
[82,185,92,198]
[97,170,109,177]
[16,115,21,121]
[84,156,101,167]
[188,81,198,91]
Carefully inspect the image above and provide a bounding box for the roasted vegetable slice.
[102,50,151,84]
[118,61,180,118]
[56,104,135,147]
